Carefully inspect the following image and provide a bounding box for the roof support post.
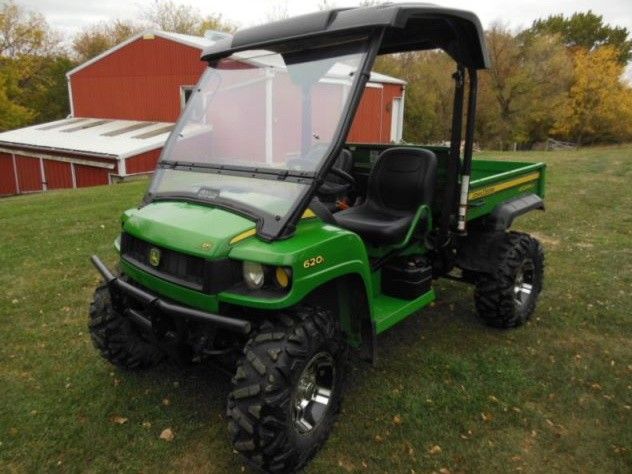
[300,85,313,156]
[457,68,478,234]
[265,68,274,165]
[438,64,465,246]
[118,157,127,177]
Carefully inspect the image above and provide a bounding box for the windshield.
[148,38,369,235]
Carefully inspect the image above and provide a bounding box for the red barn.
[0,31,405,196]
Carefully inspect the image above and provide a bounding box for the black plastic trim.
[487,193,545,231]
[201,4,489,69]
[90,256,251,335]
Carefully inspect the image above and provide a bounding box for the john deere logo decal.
[149,247,161,267]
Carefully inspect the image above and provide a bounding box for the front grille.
[121,233,205,290]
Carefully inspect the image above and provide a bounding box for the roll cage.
[151,3,489,242]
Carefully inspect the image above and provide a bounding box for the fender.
[484,193,544,231]
[457,193,544,275]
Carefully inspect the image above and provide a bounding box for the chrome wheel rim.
[514,258,535,309]
[292,352,335,434]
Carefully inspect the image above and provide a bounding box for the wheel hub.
[514,258,535,309]
[292,352,335,434]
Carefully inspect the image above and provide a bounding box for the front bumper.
[90,255,251,335]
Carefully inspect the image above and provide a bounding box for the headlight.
[243,261,265,289]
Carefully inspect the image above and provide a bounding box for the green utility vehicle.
[90,4,545,472]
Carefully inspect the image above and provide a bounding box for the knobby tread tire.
[227,306,346,473]
[88,283,164,370]
[474,231,544,328]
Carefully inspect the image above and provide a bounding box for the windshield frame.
[144,28,385,240]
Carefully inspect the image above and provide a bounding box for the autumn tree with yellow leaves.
[553,46,632,144]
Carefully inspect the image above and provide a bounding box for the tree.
[28,55,75,122]
[476,25,573,148]
[0,1,69,131]
[141,0,235,35]
[0,73,34,130]
[529,11,632,64]
[72,20,144,62]
[553,46,632,144]
[0,0,60,57]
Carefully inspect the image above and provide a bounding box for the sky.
[16,0,632,78]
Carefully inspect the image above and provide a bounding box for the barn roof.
[0,118,174,159]
[66,29,405,85]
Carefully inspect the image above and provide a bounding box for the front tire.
[474,232,544,328]
[89,283,164,369]
[227,306,346,473]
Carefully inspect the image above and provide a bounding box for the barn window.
[180,85,196,110]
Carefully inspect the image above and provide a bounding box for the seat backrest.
[367,147,437,212]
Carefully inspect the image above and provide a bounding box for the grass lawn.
[0,146,630,473]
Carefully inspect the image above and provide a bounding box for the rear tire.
[227,306,346,473]
[89,283,164,369]
[474,232,544,328]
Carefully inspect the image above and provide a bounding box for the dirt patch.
[530,232,560,247]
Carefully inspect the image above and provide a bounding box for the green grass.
[1,146,631,473]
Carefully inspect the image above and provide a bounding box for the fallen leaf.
[374,434,383,443]
[162,398,171,406]
[481,412,493,422]
[112,416,128,425]
[393,415,402,425]
[142,421,152,428]
[160,428,174,441]
[428,445,442,455]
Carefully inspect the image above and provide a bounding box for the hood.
[122,201,256,259]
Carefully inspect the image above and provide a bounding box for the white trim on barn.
[67,77,75,117]
[0,147,115,169]
[70,163,77,188]
[11,152,20,194]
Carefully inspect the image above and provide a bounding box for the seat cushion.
[333,147,437,245]
[335,203,413,244]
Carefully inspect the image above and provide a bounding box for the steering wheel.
[327,166,357,187]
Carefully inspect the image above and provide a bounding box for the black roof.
[202,3,490,69]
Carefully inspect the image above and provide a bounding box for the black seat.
[334,147,437,245]
[317,149,353,212]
